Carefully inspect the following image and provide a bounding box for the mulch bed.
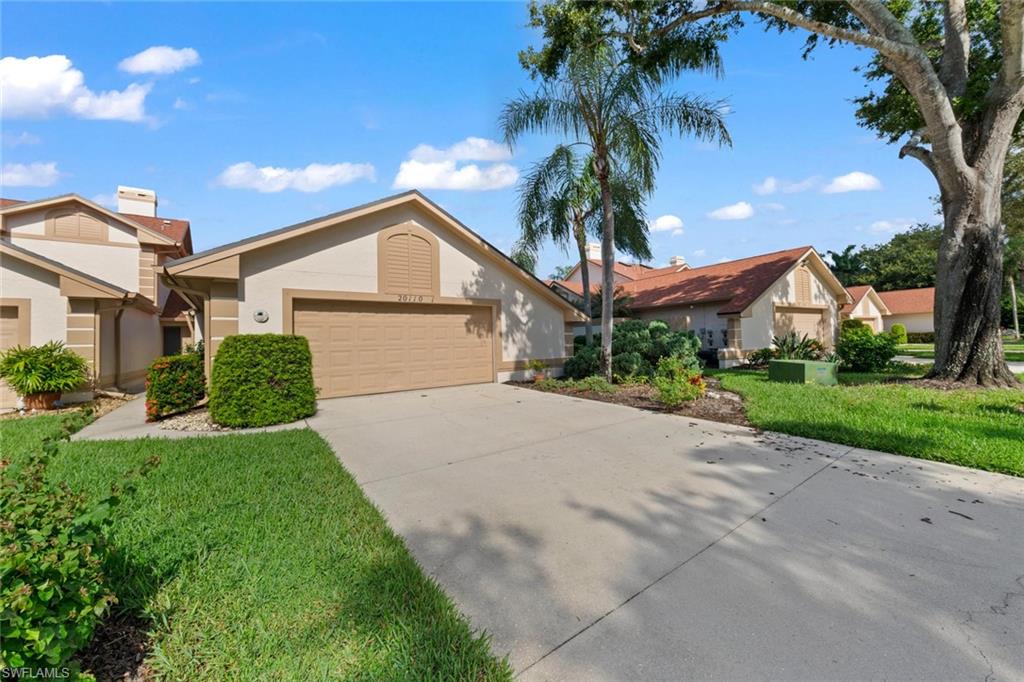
[75,613,154,681]
[0,395,129,422]
[513,376,751,427]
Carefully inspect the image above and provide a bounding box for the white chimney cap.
[584,243,601,260]
[117,185,157,217]
[669,255,688,268]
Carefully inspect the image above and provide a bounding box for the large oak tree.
[525,0,1023,386]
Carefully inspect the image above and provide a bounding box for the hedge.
[565,319,701,380]
[209,334,317,427]
[906,331,935,343]
[145,352,205,421]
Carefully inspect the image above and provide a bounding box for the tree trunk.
[931,184,1018,386]
[595,159,616,381]
[1010,275,1020,341]
[575,228,594,346]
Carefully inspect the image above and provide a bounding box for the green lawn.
[897,343,1024,362]
[2,416,510,680]
[711,369,1024,477]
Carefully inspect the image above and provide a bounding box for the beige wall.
[236,203,567,364]
[118,306,161,391]
[884,312,933,333]
[0,256,65,344]
[743,264,840,350]
[566,261,629,286]
[7,209,141,291]
[849,296,884,332]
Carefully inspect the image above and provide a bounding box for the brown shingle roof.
[0,198,24,207]
[877,287,934,315]
[123,213,193,254]
[622,246,812,314]
[841,285,873,314]
[160,290,192,320]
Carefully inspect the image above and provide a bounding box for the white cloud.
[753,175,818,195]
[215,161,376,193]
[393,159,518,191]
[868,219,913,234]
[409,137,511,163]
[650,214,684,232]
[173,97,190,110]
[2,131,40,147]
[707,201,754,221]
[693,248,706,257]
[823,171,882,194]
[1,161,60,187]
[671,228,684,236]
[118,46,201,75]
[762,202,785,211]
[0,55,151,122]
[392,137,518,191]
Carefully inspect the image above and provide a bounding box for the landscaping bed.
[514,375,749,427]
[2,416,511,680]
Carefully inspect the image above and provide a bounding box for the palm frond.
[649,94,732,147]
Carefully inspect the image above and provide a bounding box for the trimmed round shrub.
[889,323,908,344]
[145,353,205,421]
[564,344,601,379]
[836,325,897,372]
[611,351,650,378]
[209,334,317,427]
[841,318,870,334]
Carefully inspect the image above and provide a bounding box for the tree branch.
[939,0,970,97]
[975,0,1024,172]
[899,142,938,179]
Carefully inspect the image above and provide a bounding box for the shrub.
[0,415,156,671]
[889,323,908,344]
[841,318,869,334]
[145,353,206,421]
[574,375,616,393]
[652,357,705,406]
[533,378,563,392]
[906,331,935,343]
[745,347,776,367]
[564,345,601,379]
[209,334,317,427]
[771,332,824,360]
[0,341,89,397]
[611,351,650,378]
[836,325,898,372]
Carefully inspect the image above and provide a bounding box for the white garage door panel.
[294,299,493,398]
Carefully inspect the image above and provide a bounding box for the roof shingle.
[877,287,934,315]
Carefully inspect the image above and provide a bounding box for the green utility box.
[768,359,839,386]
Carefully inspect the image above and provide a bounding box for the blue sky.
[1,2,937,278]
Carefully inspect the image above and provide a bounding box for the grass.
[710,368,1024,477]
[897,342,1024,362]
[3,416,511,680]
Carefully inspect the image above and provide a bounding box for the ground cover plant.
[1,417,511,680]
[712,368,1024,477]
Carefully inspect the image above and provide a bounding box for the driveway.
[308,383,1023,681]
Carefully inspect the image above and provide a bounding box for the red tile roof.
[841,285,873,314]
[877,287,934,315]
[0,198,25,207]
[583,258,654,281]
[622,246,812,314]
[122,213,193,254]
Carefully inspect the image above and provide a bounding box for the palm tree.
[513,144,650,345]
[501,46,730,379]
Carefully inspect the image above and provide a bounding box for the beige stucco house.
[552,246,850,367]
[0,188,194,407]
[163,191,586,398]
[878,287,935,333]
[840,285,891,332]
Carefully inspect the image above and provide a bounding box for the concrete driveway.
[308,383,1023,681]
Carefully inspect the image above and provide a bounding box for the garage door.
[774,307,823,341]
[0,306,21,409]
[293,299,494,398]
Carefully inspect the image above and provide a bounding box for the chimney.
[117,185,157,217]
[669,255,688,268]
[584,242,601,260]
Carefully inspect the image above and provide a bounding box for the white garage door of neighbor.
[293,299,494,398]
[774,308,824,340]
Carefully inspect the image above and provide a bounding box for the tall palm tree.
[502,46,730,379]
[513,144,650,345]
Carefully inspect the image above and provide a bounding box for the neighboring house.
[0,187,194,407]
[163,190,586,398]
[552,246,850,367]
[877,286,935,333]
[840,285,891,332]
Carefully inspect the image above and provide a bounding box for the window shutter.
[383,231,434,295]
